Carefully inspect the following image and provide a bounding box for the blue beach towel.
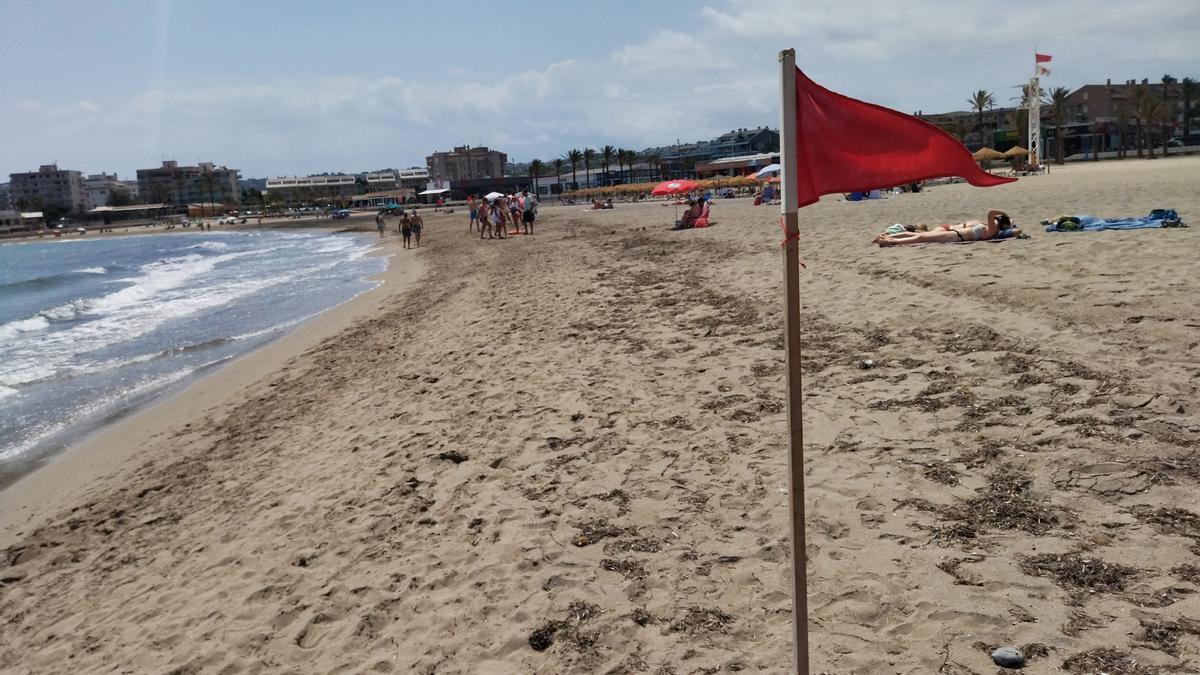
[1044,209,1186,232]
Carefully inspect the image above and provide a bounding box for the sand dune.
[2,157,1199,673]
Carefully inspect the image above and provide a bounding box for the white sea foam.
[188,241,229,251]
[0,384,18,401]
[0,316,50,340]
[75,266,108,275]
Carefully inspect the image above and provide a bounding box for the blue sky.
[2,0,1197,179]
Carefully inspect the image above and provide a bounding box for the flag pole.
[777,47,810,675]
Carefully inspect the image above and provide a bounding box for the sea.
[0,229,387,487]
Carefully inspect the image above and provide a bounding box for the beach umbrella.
[650,179,699,196]
[483,191,504,201]
[651,180,700,223]
[754,163,781,180]
[1003,145,1030,157]
[971,147,1005,161]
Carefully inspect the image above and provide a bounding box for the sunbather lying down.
[872,210,1018,246]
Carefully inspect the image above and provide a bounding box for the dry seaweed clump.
[1129,505,1200,538]
[946,467,1062,534]
[668,607,734,635]
[572,519,625,546]
[1062,648,1158,674]
[528,600,602,652]
[1137,618,1200,656]
[1019,552,1140,592]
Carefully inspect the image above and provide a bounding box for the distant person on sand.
[478,199,493,239]
[521,189,537,234]
[872,210,1015,246]
[409,208,423,247]
[468,195,478,232]
[375,211,385,237]
[492,197,507,239]
[400,212,413,248]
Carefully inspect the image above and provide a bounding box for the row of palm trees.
[964,74,1196,165]
[526,145,663,193]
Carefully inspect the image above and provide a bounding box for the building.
[426,146,507,183]
[83,173,133,209]
[264,174,357,202]
[648,127,780,178]
[8,164,86,214]
[121,180,140,201]
[365,170,398,191]
[137,161,240,206]
[0,182,9,210]
[397,167,430,191]
[695,152,780,178]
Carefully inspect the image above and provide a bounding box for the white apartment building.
[83,173,128,209]
[264,174,357,200]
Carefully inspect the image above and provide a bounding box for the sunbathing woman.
[872,210,1015,246]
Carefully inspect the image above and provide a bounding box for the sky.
[1,0,1197,179]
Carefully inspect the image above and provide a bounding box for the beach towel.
[1044,209,1186,232]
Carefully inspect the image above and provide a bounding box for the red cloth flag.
[1035,53,1052,63]
[791,68,1014,208]
[1039,66,1051,76]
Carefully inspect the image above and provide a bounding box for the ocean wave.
[0,316,50,340]
[75,266,108,274]
[188,241,229,251]
[0,384,18,401]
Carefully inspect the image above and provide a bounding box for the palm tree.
[1181,77,1197,137]
[968,90,996,147]
[601,145,615,185]
[1161,74,1177,156]
[552,158,565,194]
[642,151,661,181]
[940,119,973,143]
[582,148,595,188]
[1134,85,1165,159]
[565,149,582,189]
[618,149,637,183]
[1115,104,1131,159]
[528,159,545,194]
[1047,86,1071,164]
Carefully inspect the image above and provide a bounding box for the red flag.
[1035,53,1052,63]
[1039,66,1051,76]
[792,68,1014,208]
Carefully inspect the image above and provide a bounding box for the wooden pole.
[778,48,810,675]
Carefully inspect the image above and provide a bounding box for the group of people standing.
[375,208,424,249]
[467,189,537,239]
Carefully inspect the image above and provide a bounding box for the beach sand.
[1,157,1199,673]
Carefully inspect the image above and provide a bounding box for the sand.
[1,157,1199,674]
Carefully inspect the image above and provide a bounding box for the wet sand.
[1,157,1199,673]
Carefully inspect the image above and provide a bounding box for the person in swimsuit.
[409,208,423,247]
[492,197,507,239]
[872,210,1015,246]
[400,212,413,249]
[467,195,478,232]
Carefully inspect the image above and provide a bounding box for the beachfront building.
[397,167,430,192]
[426,146,507,183]
[695,152,781,179]
[83,173,134,210]
[264,174,357,202]
[1055,78,1193,158]
[0,182,9,210]
[365,170,398,192]
[648,127,780,179]
[137,161,241,207]
[8,164,87,215]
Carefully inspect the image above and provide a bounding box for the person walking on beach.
[409,208,423,247]
[478,199,492,239]
[521,188,537,235]
[492,197,507,239]
[467,195,478,232]
[400,212,413,248]
[375,211,386,237]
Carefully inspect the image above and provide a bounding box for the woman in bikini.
[872,210,1014,246]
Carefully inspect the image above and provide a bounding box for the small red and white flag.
[1035,53,1052,63]
[1038,66,1051,76]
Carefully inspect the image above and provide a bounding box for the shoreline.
[0,231,422,544]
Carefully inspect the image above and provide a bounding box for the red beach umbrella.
[651,180,702,226]
[650,179,700,196]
